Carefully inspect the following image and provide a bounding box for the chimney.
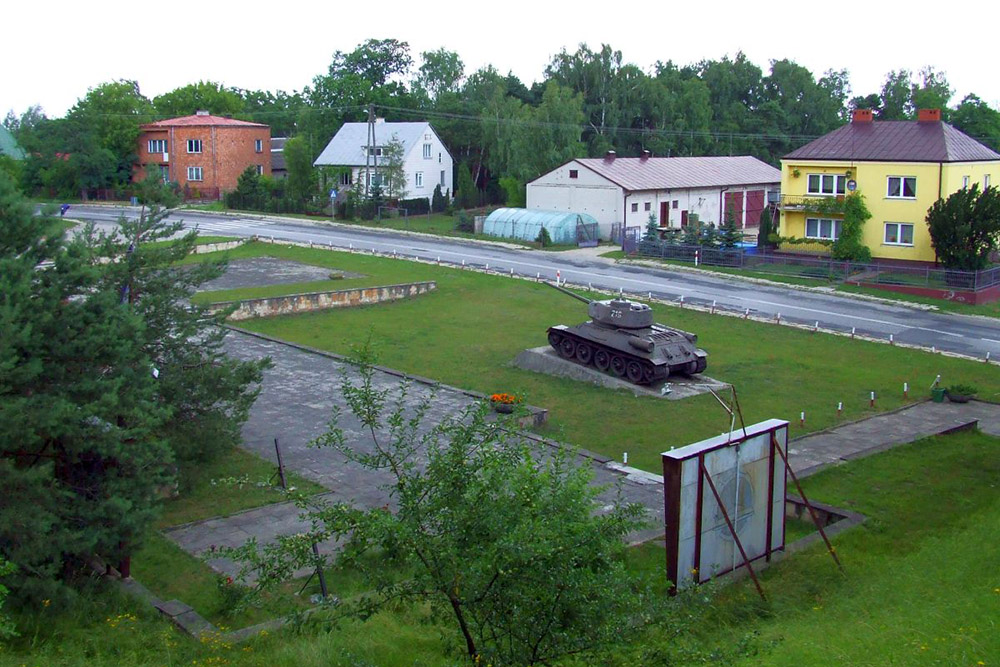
[918,108,941,123]
[640,149,651,161]
[852,109,873,124]
[604,150,617,163]
[195,109,210,116]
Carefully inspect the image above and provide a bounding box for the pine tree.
[719,207,743,248]
[1,171,172,602]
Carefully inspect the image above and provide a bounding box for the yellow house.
[779,109,1000,263]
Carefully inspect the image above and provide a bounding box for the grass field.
[202,242,999,473]
[6,429,995,666]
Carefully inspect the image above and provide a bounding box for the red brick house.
[135,111,270,199]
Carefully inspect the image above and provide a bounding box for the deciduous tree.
[927,184,1000,270]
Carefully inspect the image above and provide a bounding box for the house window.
[807,173,846,196]
[415,172,424,188]
[440,170,445,186]
[256,165,264,175]
[339,171,352,186]
[963,176,970,189]
[887,176,916,198]
[254,139,263,153]
[423,143,432,159]
[158,165,169,183]
[569,169,579,179]
[672,200,679,209]
[631,203,638,213]
[148,139,167,154]
[367,147,383,157]
[187,139,202,154]
[186,166,203,181]
[805,217,842,240]
[644,202,651,211]
[884,222,914,246]
[986,174,992,189]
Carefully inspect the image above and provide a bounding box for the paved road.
[68,205,1000,360]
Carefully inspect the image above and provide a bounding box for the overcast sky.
[5,0,996,120]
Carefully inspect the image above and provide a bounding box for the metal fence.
[633,240,1000,292]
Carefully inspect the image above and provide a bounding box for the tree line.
[4,40,1000,204]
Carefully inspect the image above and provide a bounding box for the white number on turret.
[610,309,623,318]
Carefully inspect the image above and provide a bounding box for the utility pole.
[365,103,377,199]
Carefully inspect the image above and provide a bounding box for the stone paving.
[198,257,363,292]
[166,330,666,578]
[165,328,1000,580]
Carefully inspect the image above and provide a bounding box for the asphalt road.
[67,204,1000,360]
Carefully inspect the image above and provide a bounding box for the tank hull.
[547,322,707,386]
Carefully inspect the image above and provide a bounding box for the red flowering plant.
[489,393,521,405]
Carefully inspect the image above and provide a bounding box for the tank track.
[547,329,680,385]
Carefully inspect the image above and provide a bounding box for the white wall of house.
[402,128,453,203]
[527,164,621,238]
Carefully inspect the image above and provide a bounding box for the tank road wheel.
[575,343,593,365]
[643,365,656,383]
[548,331,562,349]
[559,338,577,359]
[626,360,644,384]
[695,357,708,374]
[610,356,626,377]
[594,349,611,372]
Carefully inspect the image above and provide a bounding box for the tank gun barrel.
[545,281,592,305]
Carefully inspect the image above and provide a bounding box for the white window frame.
[256,165,264,176]
[883,222,914,246]
[805,217,842,241]
[886,176,916,199]
[254,139,263,153]
[440,170,446,186]
[186,166,203,181]
[367,146,383,157]
[415,172,423,188]
[148,139,167,154]
[187,139,202,154]
[963,175,970,189]
[340,171,352,186]
[423,143,432,159]
[806,173,846,196]
[985,174,992,189]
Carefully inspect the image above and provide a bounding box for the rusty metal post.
[274,437,287,490]
[774,438,844,573]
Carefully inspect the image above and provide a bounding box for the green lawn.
[203,243,999,473]
[159,446,326,528]
[610,429,1000,666]
[8,429,994,666]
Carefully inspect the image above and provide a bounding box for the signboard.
[662,419,788,590]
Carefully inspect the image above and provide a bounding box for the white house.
[527,153,781,238]
[313,120,454,204]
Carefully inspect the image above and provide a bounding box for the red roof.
[141,113,268,129]
[784,120,1000,163]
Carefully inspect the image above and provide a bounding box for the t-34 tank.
[545,282,707,385]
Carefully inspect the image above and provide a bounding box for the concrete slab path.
[165,330,1000,580]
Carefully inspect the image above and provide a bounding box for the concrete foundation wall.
[212,281,436,320]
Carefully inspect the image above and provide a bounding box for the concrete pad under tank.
[512,346,728,400]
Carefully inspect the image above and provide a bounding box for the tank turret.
[545,282,707,385]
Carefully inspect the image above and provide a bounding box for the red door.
[744,190,765,228]
[660,201,669,226]
[681,210,689,227]
[724,191,745,227]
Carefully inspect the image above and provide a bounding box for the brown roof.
[567,155,780,192]
[784,120,1000,163]
[141,113,268,129]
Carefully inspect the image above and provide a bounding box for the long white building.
[527,153,781,238]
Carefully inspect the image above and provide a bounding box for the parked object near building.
[134,111,271,199]
[545,282,707,385]
[527,153,780,240]
[482,208,599,245]
[313,120,453,205]
[779,109,1000,263]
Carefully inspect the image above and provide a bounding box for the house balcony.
[779,195,845,216]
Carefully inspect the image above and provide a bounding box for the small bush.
[536,226,552,247]
[455,210,474,233]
